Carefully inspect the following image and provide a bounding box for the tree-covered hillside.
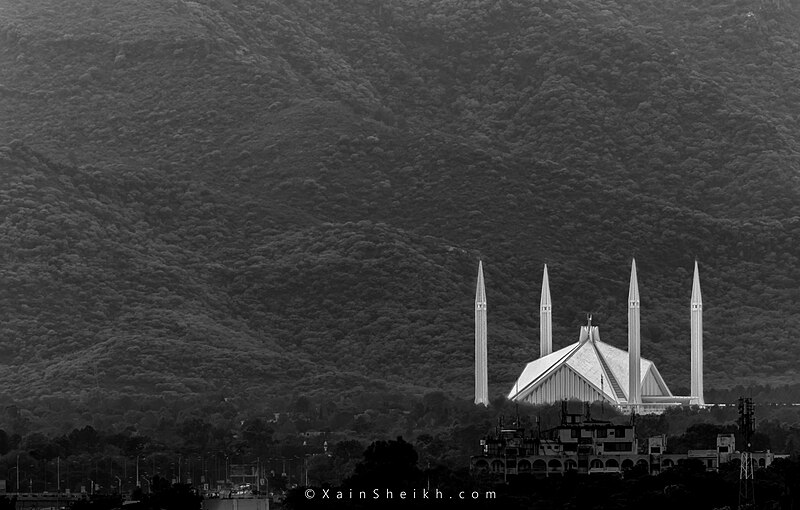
[1,0,799,428]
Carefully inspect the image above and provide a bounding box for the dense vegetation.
[1,396,799,496]
[1,0,800,433]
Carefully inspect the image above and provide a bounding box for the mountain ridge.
[1,0,799,430]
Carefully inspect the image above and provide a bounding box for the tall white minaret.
[628,259,641,407]
[474,261,489,406]
[540,264,552,358]
[691,261,705,405]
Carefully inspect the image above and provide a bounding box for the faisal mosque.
[473,260,705,414]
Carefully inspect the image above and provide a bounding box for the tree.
[240,418,274,457]
[178,419,212,453]
[347,437,421,488]
[0,430,10,455]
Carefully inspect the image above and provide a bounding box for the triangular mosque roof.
[508,330,671,404]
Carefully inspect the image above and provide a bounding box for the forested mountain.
[1,0,799,431]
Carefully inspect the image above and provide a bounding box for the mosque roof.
[507,327,672,404]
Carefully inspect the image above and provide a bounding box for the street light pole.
[16,454,19,493]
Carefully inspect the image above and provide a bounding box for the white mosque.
[474,259,705,414]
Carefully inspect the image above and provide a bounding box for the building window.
[571,428,580,438]
[596,428,607,438]
[605,442,633,452]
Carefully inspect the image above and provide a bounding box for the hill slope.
[1,0,800,425]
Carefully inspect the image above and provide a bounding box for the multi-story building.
[471,404,780,477]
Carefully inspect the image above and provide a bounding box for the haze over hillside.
[1,0,799,428]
